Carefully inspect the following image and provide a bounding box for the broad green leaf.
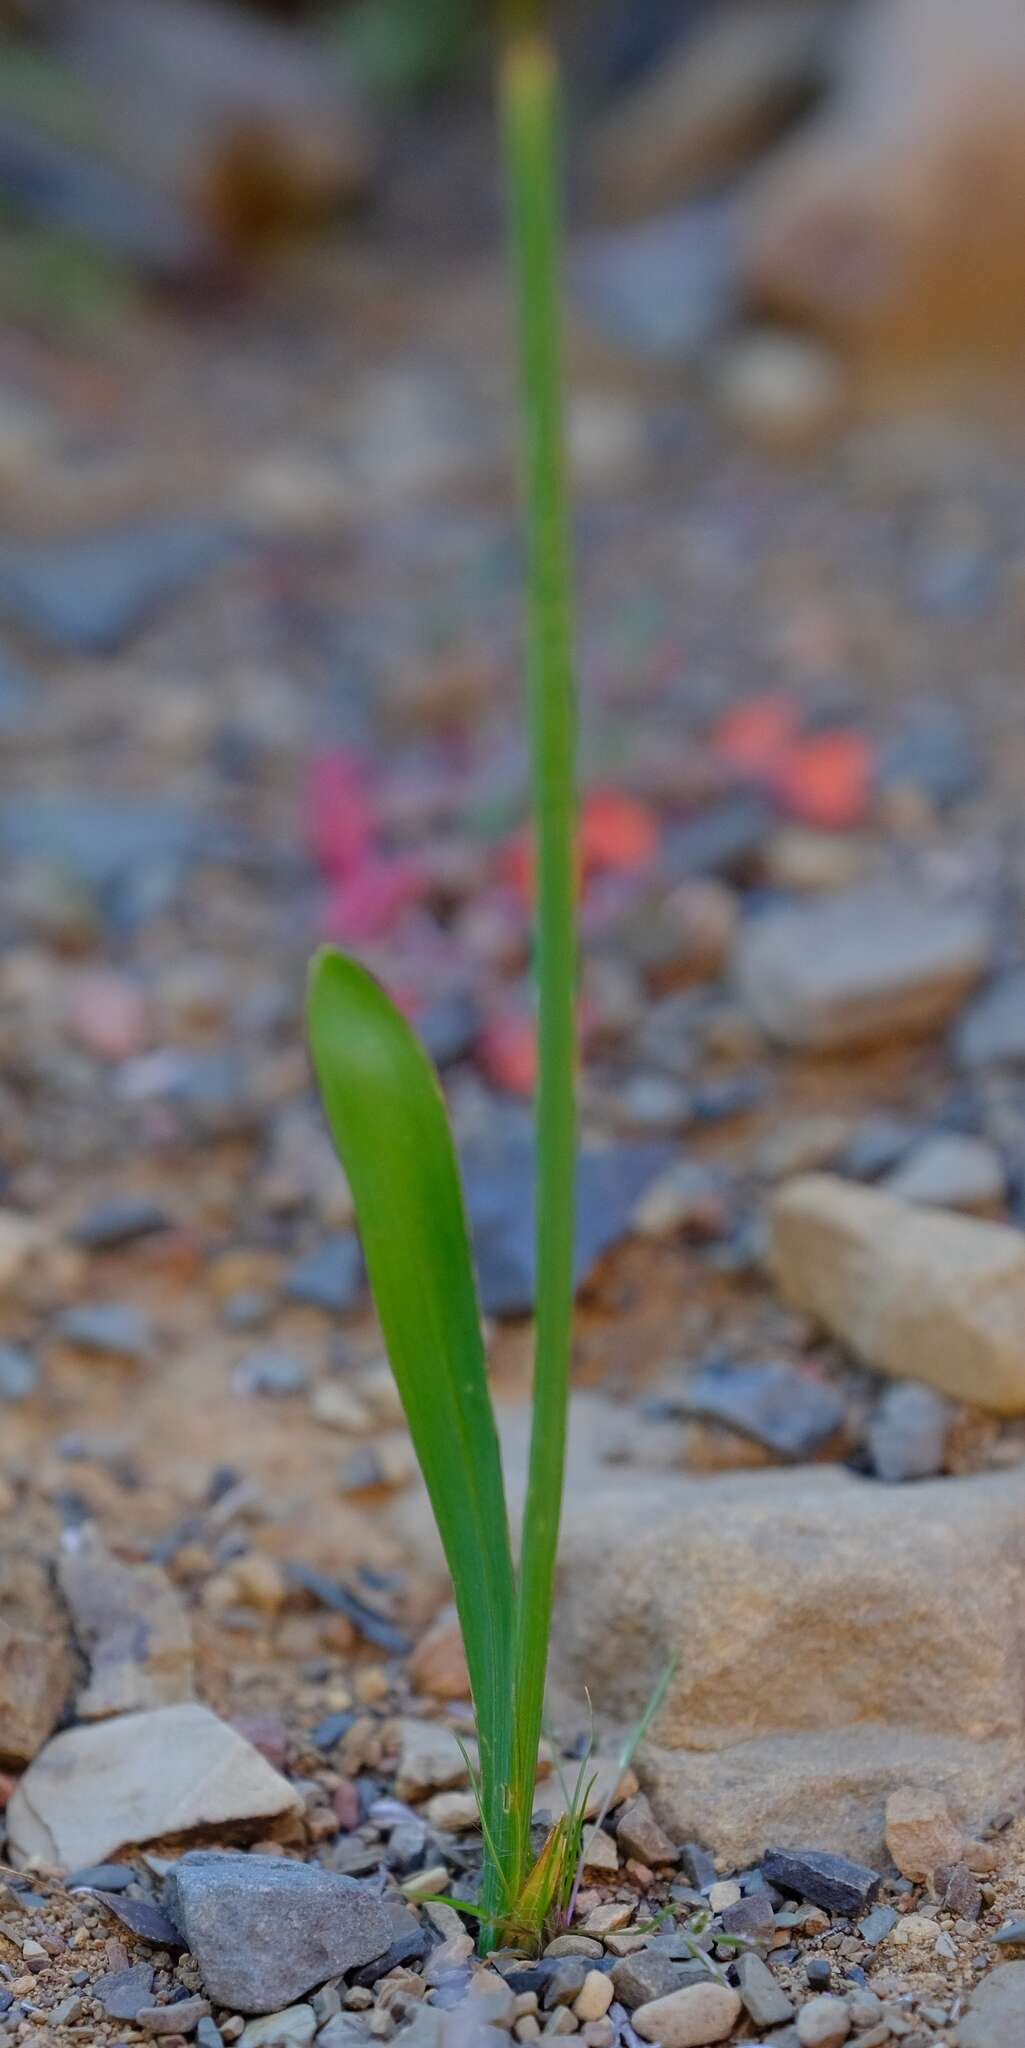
[306,947,516,1921]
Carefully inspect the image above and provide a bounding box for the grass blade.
[307,947,517,1927]
[500,29,578,1908]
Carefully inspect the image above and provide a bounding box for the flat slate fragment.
[671,1358,845,1459]
[162,1851,395,2015]
[761,1845,879,1915]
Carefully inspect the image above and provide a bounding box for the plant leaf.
[307,947,517,1920]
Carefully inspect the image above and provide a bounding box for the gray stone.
[58,1527,194,1717]
[233,1349,311,1398]
[0,522,229,653]
[769,1174,1025,1413]
[574,200,739,364]
[0,1345,36,1401]
[669,1358,845,1460]
[956,1962,1025,2047]
[734,887,990,1052]
[162,1851,393,2014]
[616,1793,679,1867]
[65,1861,135,1891]
[883,1133,1005,1215]
[857,1905,897,1945]
[284,1236,364,1313]
[866,1382,950,1483]
[956,969,1025,1069]
[761,1847,877,1915]
[721,1889,774,1940]
[69,1196,171,1250]
[611,1954,697,2011]
[97,1963,155,2021]
[994,1919,1025,1947]
[55,1300,151,1363]
[735,1953,794,2029]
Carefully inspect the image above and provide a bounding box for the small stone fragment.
[672,1358,845,1460]
[866,1382,950,1483]
[393,1717,473,1801]
[56,1300,151,1363]
[239,2007,317,2048]
[0,1549,72,1766]
[137,1997,211,2035]
[97,1963,156,2021]
[735,1953,794,2029]
[611,1953,693,2011]
[735,886,989,1052]
[883,1133,1005,1216]
[943,1861,982,1920]
[796,1996,850,2048]
[616,1793,678,1866]
[573,1974,613,2024]
[885,1786,963,1880]
[761,1847,879,1916]
[58,1528,194,1717]
[632,1982,741,2046]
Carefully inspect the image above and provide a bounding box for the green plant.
[308,23,577,1953]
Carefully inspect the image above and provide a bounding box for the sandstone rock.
[734,886,989,1051]
[407,1608,469,1702]
[162,1852,393,2014]
[744,0,1025,369]
[956,1961,1025,2048]
[768,1174,1025,1412]
[616,1793,678,1867]
[6,1702,300,1868]
[392,1717,473,1803]
[551,1462,1025,1867]
[0,1549,72,1766]
[885,1785,963,1879]
[632,1982,741,2047]
[58,1529,194,1718]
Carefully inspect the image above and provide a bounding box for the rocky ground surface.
[6,29,1025,2048]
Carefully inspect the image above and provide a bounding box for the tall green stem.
[500,30,578,1913]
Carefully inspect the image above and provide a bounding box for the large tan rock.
[551,1462,1025,1866]
[769,1174,1025,1413]
[7,1702,301,1868]
[744,0,1025,367]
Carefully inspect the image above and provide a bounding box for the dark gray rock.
[463,1132,672,1317]
[69,1197,171,1251]
[0,1345,36,1401]
[96,1963,155,2021]
[162,1851,394,2015]
[609,1953,699,2010]
[994,1920,1025,1948]
[284,1235,364,1313]
[866,1382,950,1483]
[957,1960,1025,2047]
[761,1847,879,1915]
[735,1953,793,2029]
[671,1358,845,1460]
[541,1961,590,2010]
[348,1902,428,1987]
[679,1843,717,1891]
[956,971,1025,1070]
[55,1301,151,1362]
[805,1957,832,1990]
[0,523,230,653]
